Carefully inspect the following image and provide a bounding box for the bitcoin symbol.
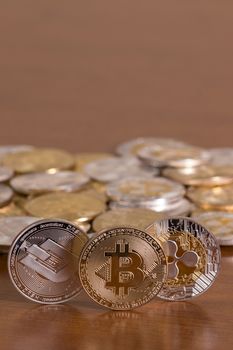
[104,242,144,296]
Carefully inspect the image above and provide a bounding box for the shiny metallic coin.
[8,219,88,303]
[92,208,164,232]
[79,227,167,310]
[85,156,158,182]
[107,177,185,204]
[24,191,106,222]
[116,137,188,157]
[2,148,75,173]
[191,211,233,246]
[0,216,39,248]
[0,184,14,208]
[207,148,233,166]
[10,171,89,195]
[0,145,34,160]
[75,152,113,172]
[146,217,221,301]
[109,198,193,217]
[0,166,14,182]
[138,145,210,168]
[163,165,233,186]
[187,184,233,211]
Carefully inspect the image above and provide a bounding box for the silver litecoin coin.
[0,166,14,183]
[10,171,90,195]
[107,177,185,205]
[84,156,158,182]
[192,211,233,246]
[0,216,39,250]
[8,219,88,304]
[146,217,221,301]
[115,137,189,156]
[0,145,34,160]
[0,184,14,207]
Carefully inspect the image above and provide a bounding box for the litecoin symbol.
[95,242,144,296]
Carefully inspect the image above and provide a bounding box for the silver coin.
[8,219,88,304]
[207,148,233,166]
[116,137,188,156]
[191,211,233,246]
[107,177,185,204]
[0,184,13,207]
[146,217,221,301]
[0,166,14,182]
[84,156,158,182]
[0,216,39,247]
[0,145,34,160]
[109,198,193,217]
[138,145,210,168]
[10,171,90,195]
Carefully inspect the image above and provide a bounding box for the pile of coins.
[0,137,231,309]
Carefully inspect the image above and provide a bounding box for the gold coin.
[2,148,75,173]
[24,191,106,222]
[92,208,165,232]
[75,153,112,172]
[187,184,233,210]
[163,165,233,186]
[0,202,26,217]
[79,227,167,310]
[80,186,108,203]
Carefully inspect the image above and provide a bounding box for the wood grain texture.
[0,1,233,349]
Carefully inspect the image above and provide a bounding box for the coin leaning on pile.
[0,139,230,310]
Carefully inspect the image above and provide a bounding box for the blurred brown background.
[1,1,233,151]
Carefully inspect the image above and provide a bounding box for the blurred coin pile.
[0,139,233,251]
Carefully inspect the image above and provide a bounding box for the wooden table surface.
[0,1,233,349]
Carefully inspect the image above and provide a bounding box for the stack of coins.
[0,139,233,251]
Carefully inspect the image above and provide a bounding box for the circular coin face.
[92,208,164,232]
[79,227,167,310]
[163,165,233,186]
[138,145,210,168]
[24,191,106,222]
[187,185,233,210]
[116,138,188,156]
[8,219,88,304]
[2,148,75,173]
[85,156,158,182]
[192,211,233,246]
[0,184,14,208]
[11,171,89,195]
[146,217,221,301]
[107,177,185,204]
[0,216,39,247]
[0,166,14,182]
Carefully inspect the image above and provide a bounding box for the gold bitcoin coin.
[146,217,221,300]
[75,153,113,172]
[2,148,75,173]
[163,165,233,186]
[92,208,164,232]
[79,227,167,310]
[24,191,106,222]
[187,184,233,210]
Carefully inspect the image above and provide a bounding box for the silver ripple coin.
[146,217,221,301]
[0,145,34,160]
